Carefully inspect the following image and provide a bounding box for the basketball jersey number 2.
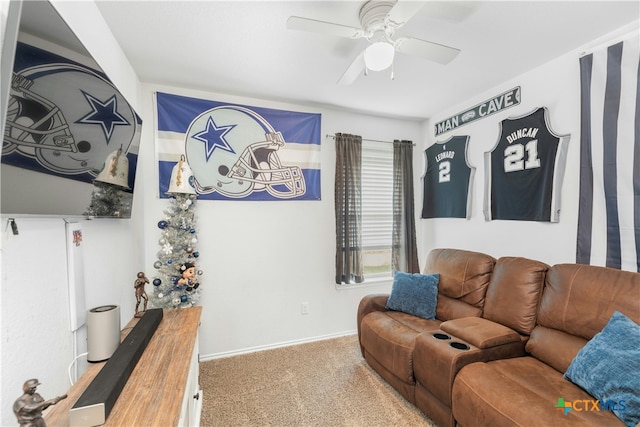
[439,161,451,182]
[504,139,541,172]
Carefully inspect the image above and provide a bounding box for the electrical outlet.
[301,302,309,315]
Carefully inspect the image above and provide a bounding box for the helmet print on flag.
[3,63,139,176]
[184,105,306,199]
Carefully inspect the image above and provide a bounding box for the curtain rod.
[325,134,415,146]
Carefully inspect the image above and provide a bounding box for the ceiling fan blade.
[395,37,460,65]
[386,1,425,28]
[286,16,363,39]
[337,52,366,85]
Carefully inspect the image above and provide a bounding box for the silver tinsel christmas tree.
[150,193,202,309]
[84,181,133,218]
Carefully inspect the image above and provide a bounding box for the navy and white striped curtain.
[576,32,640,272]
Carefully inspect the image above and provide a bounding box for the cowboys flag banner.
[155,92,321,200]
[576,31,639,272]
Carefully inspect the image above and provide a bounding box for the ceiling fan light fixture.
[364,41,395,71]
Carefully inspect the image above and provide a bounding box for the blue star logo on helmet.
[76,91,130,142]
[191,116,236,161]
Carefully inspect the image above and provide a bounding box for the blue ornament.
[171,276,179,284]
[189,228,196,234]
[153,278,161,286]
[181,295,188,303]
[193,251,200,258]
[158,220,168,229]
[167,259,173,265]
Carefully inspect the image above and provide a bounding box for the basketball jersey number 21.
[483,107,570,222]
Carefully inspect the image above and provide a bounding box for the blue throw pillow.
[564,311,640,427]
[385,272,439,320]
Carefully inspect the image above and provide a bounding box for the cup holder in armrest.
[432,332,451,340]
[450,341,470,351]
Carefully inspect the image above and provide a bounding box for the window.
[361,142,393,279]
[335,133,418,285]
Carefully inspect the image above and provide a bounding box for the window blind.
[361,142,393,249]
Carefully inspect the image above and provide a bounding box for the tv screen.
[0,1,142,219]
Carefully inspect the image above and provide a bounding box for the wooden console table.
[45,306,202,427]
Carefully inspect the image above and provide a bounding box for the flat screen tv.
[0,0,142,219]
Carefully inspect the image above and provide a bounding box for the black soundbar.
[69,309,163,426]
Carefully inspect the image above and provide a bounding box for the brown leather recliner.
[357,248,496,403]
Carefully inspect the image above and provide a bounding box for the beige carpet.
[199,334,436,426]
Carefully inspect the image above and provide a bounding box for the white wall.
[418,22,640,266]
[0,2,142,426]
[138,83,424,358]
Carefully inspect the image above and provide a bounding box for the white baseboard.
[199,330,357,362]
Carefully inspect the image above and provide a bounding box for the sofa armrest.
[440,317,522,349]
[357,294,389,348]
[357,294,389,327]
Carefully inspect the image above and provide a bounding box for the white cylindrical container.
[87,305,121,363]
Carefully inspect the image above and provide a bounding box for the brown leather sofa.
[357,248,639,427]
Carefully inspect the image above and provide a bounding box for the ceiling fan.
[286,0,465,85]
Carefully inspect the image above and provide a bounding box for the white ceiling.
[91,0,639,121]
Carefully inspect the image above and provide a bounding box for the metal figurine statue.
[13,379,67,427]
[134,271,149,318]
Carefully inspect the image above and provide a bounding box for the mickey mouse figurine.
[177,262,199,291]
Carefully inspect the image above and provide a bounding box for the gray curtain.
[392,140,419,273]
[334,133,364,284]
